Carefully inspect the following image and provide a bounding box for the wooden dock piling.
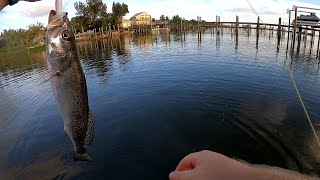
[269,25,272,40]
[184,19,186,41]
[277,18,281,39]
[197,16,202,42]
[277,17,282,52]
[216,15,220,35]
[297,27,302,51]
[221,22,223,35]
[236,16,239,45]
[286,10,292,51]
[277,17,281,50]
[216,16,218,34]
[256,16,260,48]
[180,19,183,34]
[257,16,260,35]
[311,28,315,48]
[303,29,307,41]
[293,6,298,49]
[198,17,200,41]
[317,31,320,52]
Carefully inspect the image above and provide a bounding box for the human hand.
[21,0,41,2]
[0,0,40,11]
[169,150,315,180]
[10,0,41,6]
[169,150,266,180]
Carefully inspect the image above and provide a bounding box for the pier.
[74,5,320,55]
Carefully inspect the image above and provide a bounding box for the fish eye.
[61,30,70,40]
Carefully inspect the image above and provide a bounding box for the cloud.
[22,0,72,17]
[225,7,280,16]
[225,8,252,13]
[23,4,51,17]
[261,10,281,16]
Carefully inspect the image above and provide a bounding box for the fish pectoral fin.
[40,71,61,84]
[84,110,95,146]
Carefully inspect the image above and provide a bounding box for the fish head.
[46,10,76,73]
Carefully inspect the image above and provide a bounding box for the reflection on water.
[1,149,82,180]
[237,99,304,170]
[77,37,132,85]
[1,31,320,179]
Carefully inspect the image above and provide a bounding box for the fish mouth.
[47,10,68,31]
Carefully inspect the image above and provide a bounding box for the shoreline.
[0,44,45,57]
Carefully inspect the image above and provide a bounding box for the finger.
[175,152,200,171]
[169,170,195,180]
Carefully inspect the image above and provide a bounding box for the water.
[1,30,320,179]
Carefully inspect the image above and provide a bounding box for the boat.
[297,13,320,22]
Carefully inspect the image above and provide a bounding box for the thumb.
[169,170,195,180]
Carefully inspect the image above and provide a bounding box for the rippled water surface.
[1,31,320,179]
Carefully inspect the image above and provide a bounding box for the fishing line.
[245,0,264,24]
[286,64,320,148]
[244,0,320,148]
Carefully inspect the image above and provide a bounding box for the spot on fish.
[84,111,94,146]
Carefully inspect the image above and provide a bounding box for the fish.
[46,10,94,161]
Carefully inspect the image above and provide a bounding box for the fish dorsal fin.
[84,110,94,146]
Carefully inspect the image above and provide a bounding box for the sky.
[1,0,320,32]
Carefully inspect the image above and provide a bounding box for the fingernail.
[169,171,176,179]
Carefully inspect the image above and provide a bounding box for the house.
[130,12,152,25]
[122,19,132,29]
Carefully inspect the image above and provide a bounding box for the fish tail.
[74,147,93,161]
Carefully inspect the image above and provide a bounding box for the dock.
[74,5,320,55]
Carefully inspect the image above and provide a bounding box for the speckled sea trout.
[46,10,94,161]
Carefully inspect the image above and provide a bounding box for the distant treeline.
[0,22,45,49]
[159,15,207,25]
